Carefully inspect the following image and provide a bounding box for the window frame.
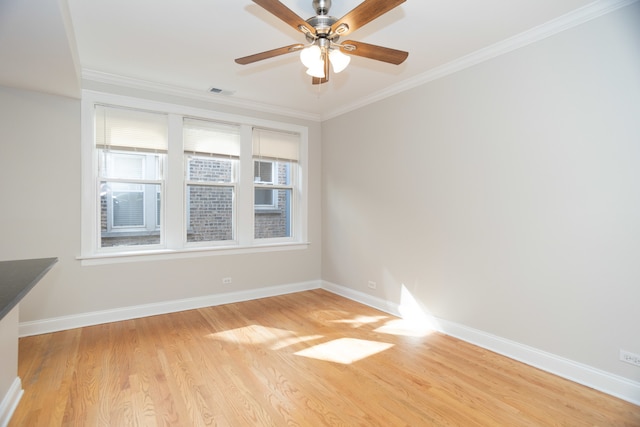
[101,151,162,234]
[80,90,309,265]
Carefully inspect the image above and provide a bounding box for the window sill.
[77,242,311,266]
[101,230,160,238]
[254,208,281,214]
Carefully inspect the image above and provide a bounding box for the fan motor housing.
[306,15,337,38]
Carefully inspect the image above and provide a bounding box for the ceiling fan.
[235,0,408,85]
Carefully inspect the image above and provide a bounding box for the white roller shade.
[183,118,241,157]
[95,105,168,152]
[253,128,300,161]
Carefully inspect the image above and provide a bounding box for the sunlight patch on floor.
[374,318,434,338]
[330,314,389,328]
[209,325,326,351]
[208,325,296,345]
[270,334,325,350]
[294,338,394,364]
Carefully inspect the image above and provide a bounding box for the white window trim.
[79,90,309,265]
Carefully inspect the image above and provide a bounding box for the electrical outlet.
[620,350,640,367]
[367,280,377,289]
[222,277,232,285]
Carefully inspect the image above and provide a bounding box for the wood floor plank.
[9,289,640,426]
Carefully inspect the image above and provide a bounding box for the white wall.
[0,84,322,324]
[1,0,638,405]
[0,306,20,424]
[322,2,640,382]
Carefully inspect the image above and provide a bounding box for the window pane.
[255,189,291,239]
[275,162,291,186]
[254,161,273,183]
[253,160,290,185]
[187,156,234,183]
[255,188,274,206]
[113,191,144,226]
[187,185,234,242]
[111,156,143,179]
[100,150,162,180]
[100,182,161,247]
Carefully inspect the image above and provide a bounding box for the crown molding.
[80,0,636,123]
[81,69,322,122]
[322,0,639,121]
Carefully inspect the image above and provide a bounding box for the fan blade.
[341,40,408,65]
[331,0,405,36]
[235,44,304,65]
[312,54,330,85]
[252,0,315,35]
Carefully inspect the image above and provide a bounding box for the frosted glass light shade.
[300,45,322,69]
[329,49,350,73]
[306,63,325,78]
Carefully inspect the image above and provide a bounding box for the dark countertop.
[0,257,58,321]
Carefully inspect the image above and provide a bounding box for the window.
[253,129,298,239]
[183,118,239,244]
[81,92,308,262]
[95,105,166,248]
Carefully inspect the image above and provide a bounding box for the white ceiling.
[0,0,629,120]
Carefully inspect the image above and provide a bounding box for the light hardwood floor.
[9,289,640,426]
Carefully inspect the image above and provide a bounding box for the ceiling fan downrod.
[305,0,343,43]
[312,0,331,15]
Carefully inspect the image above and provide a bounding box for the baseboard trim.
[19,280,321,337]
[320,281,640,407]
[0,377,23,427]
[17,280,640,406]
[321,280,403,317]
[437,318,640,407]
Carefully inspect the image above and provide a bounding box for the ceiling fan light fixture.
[300,45,322,68]
[235,0,409,85]
[329,49,350,73]
[306,63,325,78]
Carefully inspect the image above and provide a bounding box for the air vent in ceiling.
[208,87,235,96]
